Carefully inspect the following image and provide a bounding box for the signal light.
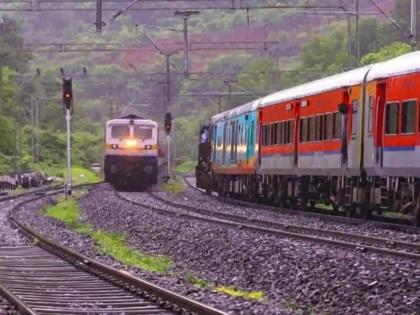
[164,113,172,134]
[63,78,73,110]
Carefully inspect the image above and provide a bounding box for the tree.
[360,42,412,65]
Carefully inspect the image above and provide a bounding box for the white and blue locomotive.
[104,115,160,190]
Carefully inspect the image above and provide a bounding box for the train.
[196,51,420,226]
[104,114,161,190]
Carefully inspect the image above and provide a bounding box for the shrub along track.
[0,185,228,315]
[116,187,420,262]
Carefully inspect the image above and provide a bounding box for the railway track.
[183,175,420,233]
[116,188,420,261]
[0,184,228,315]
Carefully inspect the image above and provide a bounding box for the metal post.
[96,0,103,32]
[167,135,171,178]
[65,109,72,197]
[356,0,360,65]
[347,14,352,69]
[411,0,417,49]
[35,99,39,163]
[30,95,34,161]
[183,16,189,78]
[165,54,171,106]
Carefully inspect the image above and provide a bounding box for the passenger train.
[196,51,420,226]
[104,114,161,190]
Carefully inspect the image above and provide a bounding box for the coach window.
[333,112,341,140]
[324,114,333,140]
[315,115,323,141]
[385,102,399,134]
[300,118,308,142]
[308,116,316,142]
[272,123,278,145]
[401,100,416,134]
[351,101,359,136]
[368,96,374,133]
[288,121,295,143]
[276,122,281,145]
[111,125,130,139]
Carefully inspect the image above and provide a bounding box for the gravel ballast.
[89,185,419,315]
[11,184,420,314]
[15,188,288,315]
[154,178,420,244]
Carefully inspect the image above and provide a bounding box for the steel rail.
[148,190,420,254]
[183,175,420,233]
[3,184,228,315]
[115,189,420,261]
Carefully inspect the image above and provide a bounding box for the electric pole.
[356,0,360,65]
[175,10,200,78]
[411,0,418,49]
[95,0,105,32]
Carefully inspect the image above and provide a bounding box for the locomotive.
[104,114,160,190]
[196,51,420,226]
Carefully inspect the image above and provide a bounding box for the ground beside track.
[15,185,289,315]
[11,183,420,315]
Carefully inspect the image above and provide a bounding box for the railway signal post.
[165,113,172,179]
[63,78,73,198]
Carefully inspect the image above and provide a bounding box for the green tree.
[361,42,412,65]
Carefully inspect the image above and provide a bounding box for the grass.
[161,177,185,194]
[174,160,196,174]
[214,286,264,301]
[185,274,264,302]
[70,166,102,185]
[42,197,172,273]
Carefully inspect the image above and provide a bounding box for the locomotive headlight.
[111,144,118,149]
[124,139,137,148]
[145,145,152,150]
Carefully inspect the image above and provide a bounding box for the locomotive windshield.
[111,125,130,139]
[133,125,153,140]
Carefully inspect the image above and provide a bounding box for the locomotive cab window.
[385,102,399,134]
[111,125,130,139]
[133,125,153,140]
[401,100,416,134]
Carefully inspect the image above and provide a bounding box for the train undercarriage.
[104,155,158,191]
[202,173,420,226]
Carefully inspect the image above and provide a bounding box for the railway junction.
[0,1,420,314]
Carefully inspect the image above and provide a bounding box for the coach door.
[376,82,386,168]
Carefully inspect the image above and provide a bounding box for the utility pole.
[95,0,105,32]
[356,0,360,65]
[411,0,418,49]
[175,10,200,78]
[35,98,39,163]
[30,95,35,161]
[161,52,177,108]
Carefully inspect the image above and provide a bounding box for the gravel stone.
[12,184,420,314]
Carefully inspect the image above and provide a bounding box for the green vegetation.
[161,177,185,194]
[43,197,172,273]
[214,286,264,301]
[174,160,196,174]
[185,274,264,301]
